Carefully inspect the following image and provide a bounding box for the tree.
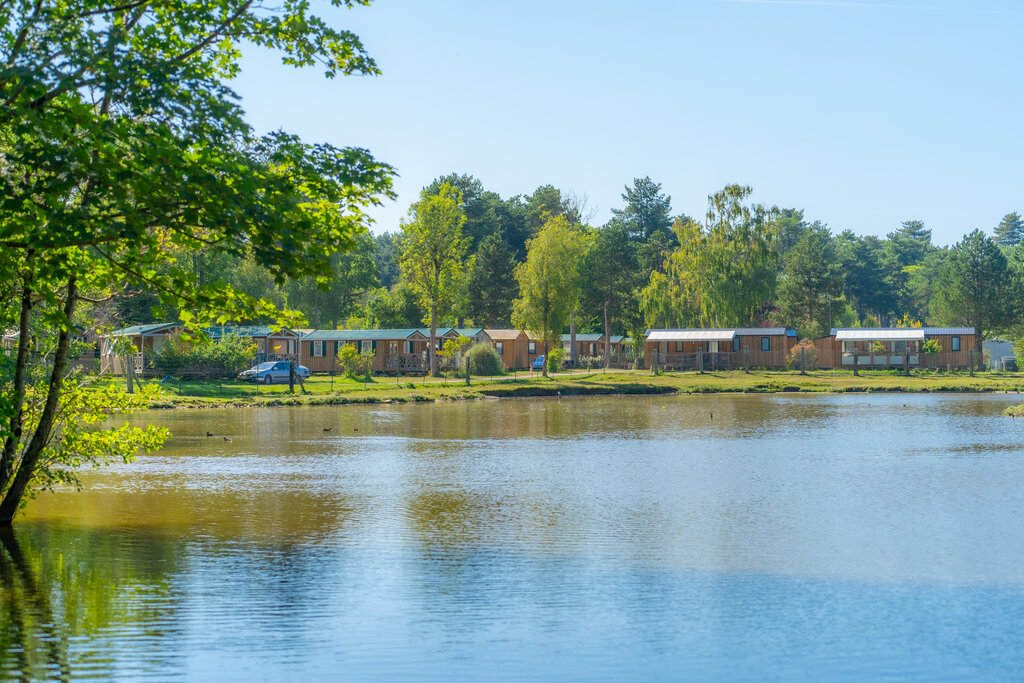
[285,232,379,328]
[995,212,1024,247]
[887,220,934,268]
[351,282,425,329]
[424,173,505,250]
[835,231,901,322]
[931,229,1018,368]
[774,225,845,338]
[512,216,590,377]
[466,233,518,327]
[582,223,641,368]
[641,185,779,328]
[399,184,471,376]
[776,209,808,258]
[374,233,402,289]
[0,0,394,523]
[611,177,674,241]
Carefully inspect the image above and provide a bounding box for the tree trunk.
[0,274,33,493]
[430,306,438,377]
[0,274,78,525]
[603,300,611,369]
[542,338,549,378]
[976,328,985,371]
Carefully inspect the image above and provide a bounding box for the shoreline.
[123,370,1024,410]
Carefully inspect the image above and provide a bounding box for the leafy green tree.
[641,185,779,328]
[285,232,379,328]
[374,233,402,289]
[512,216,591,377]
[582,222,642,368]
[835,231,901,321]
[611,177,674,241]
[995,212,1024,247]
[467,233,518,327]
[424,174,505,250]
[399,184,471,376]
[350,282,425,329]
[774,225,845,338]
[776,208,809,258]
[931,229,1018,367]
[0,0,394,523]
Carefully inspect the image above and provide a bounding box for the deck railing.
[650,351,735,370]
[384,353,427,372]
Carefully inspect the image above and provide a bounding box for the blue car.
[531,355,545,371]
[238,361,311,384]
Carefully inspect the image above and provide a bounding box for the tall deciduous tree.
[931,229,1018,367]
[0,0,394,523]
[467,233,518,327]
[611,177,674,241]
[641,185,779,328]
[399,184,471,376]
[285,232,379,329]
[512,216,590,377]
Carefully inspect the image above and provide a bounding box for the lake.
[4,393,1024,680]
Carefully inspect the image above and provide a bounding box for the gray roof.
[830,327,976,338]
[923,327,975,335]
[302,329,427,341]
[835,328,925,342]
[645,329,736,342]
[110,323,180,336]
[734,327,790,336]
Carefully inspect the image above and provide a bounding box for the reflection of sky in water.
[6,393,1024,680]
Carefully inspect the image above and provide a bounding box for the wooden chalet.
[814,327,977,370]
[204,325,301,365]
[100,323,182,376]
[563,333,631,368]
[485,329,530,370]
[301,328,436,374]
[644,328,796,370]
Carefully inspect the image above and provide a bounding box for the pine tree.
[995,212,1024,247]
[467,233,519,327]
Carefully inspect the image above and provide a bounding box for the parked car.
[238,361,311,384]
[531,355,545,371]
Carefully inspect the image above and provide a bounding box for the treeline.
[100,174,1024,358]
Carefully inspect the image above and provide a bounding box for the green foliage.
[512,216,591,377]
[154,335,257,379]
[467,233,519,327]
[464,343,504,376]
[440,335,474,375]
[995,212,1024,247]
[284,232,379,329]
[582,221,643,347]
[922,339,942,354]
[773,224,845,338]
[786,339,818,370]
[547,346,565,373]
[337,345,373,379]
[610,176,674,240]
[641,185,779,328]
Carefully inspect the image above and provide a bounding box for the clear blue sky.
[231,0,1023,246]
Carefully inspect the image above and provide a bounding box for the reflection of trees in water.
[0,529,70,680]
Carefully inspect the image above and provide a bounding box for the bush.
[547,346,565,373]
[337,345,374,379]
[154,334,257,379]
[465,342,503,376]
[786,338,818,370]
[579,354,603,369]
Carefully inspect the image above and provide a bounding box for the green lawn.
[90,368,1024,410]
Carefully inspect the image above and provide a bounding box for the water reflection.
[5,394,1024,679]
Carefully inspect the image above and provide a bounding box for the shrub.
[579,354,603,369]
[465,342,503,376]
[786,339,818,370]
[154,334,256,379]
[547,346,565,373]
[337,345,373,378]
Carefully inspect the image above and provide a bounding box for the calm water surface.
[4,393,1024,680]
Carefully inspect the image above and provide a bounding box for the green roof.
[570,334,604,342]
[204,325,298,338]
[454,328,487,337]
[110,323,179,336]
[302,328,428,341]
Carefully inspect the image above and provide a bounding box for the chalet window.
[760,337,770,352]
[406,341,414,354]
[952,336,961,352]
[732,337,740,352]
[389,342,398,355]
[313,341,324,357]
[675,341,683,352]
[894,341,907,354]
[287,340,294,354]
[496,341,504,355]
[528,341,536,354]
[589,343,597,355]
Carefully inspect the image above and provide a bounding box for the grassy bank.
[93,369,1024,410]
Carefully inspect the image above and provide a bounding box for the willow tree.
[399,183,471,376]
[640,185,779,328]
[0,0,394,523]
[512,216,591,378]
